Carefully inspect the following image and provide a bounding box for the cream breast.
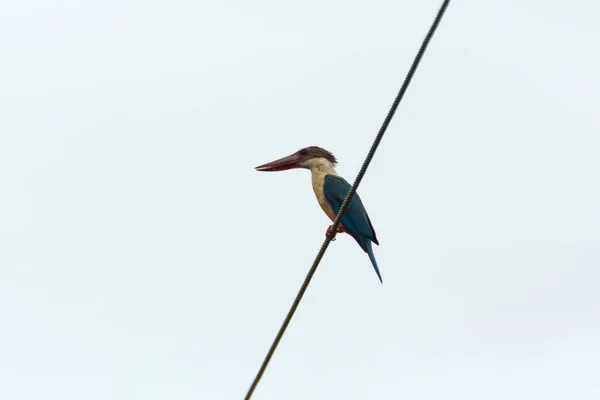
[303,158,339,222]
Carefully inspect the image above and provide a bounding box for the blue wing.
[323,175,382,282]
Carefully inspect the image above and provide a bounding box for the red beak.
[255,153,302,172]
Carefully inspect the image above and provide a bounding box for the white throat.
[302,157,338,176]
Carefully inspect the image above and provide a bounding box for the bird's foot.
[326,224,345,240]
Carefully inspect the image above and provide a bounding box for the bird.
[255,146,382,283]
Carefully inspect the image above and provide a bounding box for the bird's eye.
[299,148,308,156]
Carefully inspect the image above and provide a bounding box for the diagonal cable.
[245,1,451,398]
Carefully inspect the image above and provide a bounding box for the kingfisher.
[255,146,382,283]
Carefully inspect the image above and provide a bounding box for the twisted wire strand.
[245,1,451,398]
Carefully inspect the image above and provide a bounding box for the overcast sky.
[1,1,599,399]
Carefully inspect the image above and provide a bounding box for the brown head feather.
[298,146,337,165]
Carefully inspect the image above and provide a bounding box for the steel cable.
[245,1,451,398]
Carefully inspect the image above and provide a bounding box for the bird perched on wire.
[255,146,382,283]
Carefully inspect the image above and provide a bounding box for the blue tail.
[366,241,383,284]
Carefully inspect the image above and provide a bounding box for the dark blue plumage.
[323,175,382,283]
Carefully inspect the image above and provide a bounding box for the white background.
[1,1,599,399]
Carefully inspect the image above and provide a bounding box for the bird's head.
[255,146,337,172]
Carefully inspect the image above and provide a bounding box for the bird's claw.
[326,224,344,240]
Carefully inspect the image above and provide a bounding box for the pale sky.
[1,1,599,399]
